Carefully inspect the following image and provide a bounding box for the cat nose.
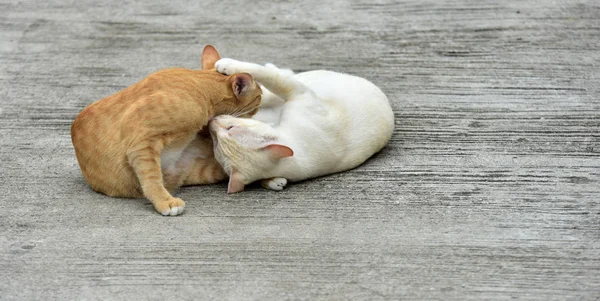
[208,119,220,134]
[210,117,230,130]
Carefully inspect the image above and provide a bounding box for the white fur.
[262,177,287,190]
[161,205,184,216]
[160,148,186,174]
[210,58,394,189]
[160,135,210,176]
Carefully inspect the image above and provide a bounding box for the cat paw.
[261,177,288,191]
[215,58,243,75]
[154,197,185,216]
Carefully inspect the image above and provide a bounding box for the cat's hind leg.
[260,177,288,191]
[175,135,227,186]
[182,157,227,186]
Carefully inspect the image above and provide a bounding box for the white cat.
[209,58,394,193]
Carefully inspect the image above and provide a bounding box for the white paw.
[215,58,243,75]
[155,197,185,216]
[162,206,184,216]
[161,206,184,216]
[266,177,287,191]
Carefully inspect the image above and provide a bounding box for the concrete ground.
[1,0,599,300]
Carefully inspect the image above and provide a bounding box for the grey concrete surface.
[1,0,599,300]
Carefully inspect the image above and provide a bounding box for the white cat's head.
[209,115,293,193]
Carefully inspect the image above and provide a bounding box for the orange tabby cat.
[71,45,261,216]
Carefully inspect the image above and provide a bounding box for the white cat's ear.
[264,144,294,160]
[232,73,255,97]
[201,45,221,70]
[227,169,246,194]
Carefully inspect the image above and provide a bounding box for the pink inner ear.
[227,169,246,194]
[265,144,294,159]
[232,73,253,97]
[201,45,221,70]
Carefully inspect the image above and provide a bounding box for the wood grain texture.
[0,0,599,300]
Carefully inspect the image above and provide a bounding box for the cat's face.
[200,45,262,118]
[209,115,293,193]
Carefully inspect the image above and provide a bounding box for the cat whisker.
[236,105,258,117]
[225,108,243,117]
[226,104,248,117]
[228,103,255,118]
[230,107,245,117]
[233,107,254,118]
[231,97,260,117]
[221,108,237,117]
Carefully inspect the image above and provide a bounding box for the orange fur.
[71,45,261,216]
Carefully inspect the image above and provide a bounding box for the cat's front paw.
[215,58,243,75]
[154,197,185,216]
[261,177,288,191]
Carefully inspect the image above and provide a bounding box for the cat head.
[201,45,262,118]
[208,115,294,193]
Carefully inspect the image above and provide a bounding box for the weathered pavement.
[1,1,599,300]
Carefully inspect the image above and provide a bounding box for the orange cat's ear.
[227,169,246,194]
[264,144,294,160]
[201,45,221,70]
[232,73,255,98]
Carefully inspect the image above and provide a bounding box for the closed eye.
[226,126,234,131]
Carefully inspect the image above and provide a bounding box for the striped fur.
[71,46,261,216]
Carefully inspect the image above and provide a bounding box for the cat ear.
[201,45,221,70]
[264,144,294,160]
[227,169,246,194]
[232,73,255,97]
